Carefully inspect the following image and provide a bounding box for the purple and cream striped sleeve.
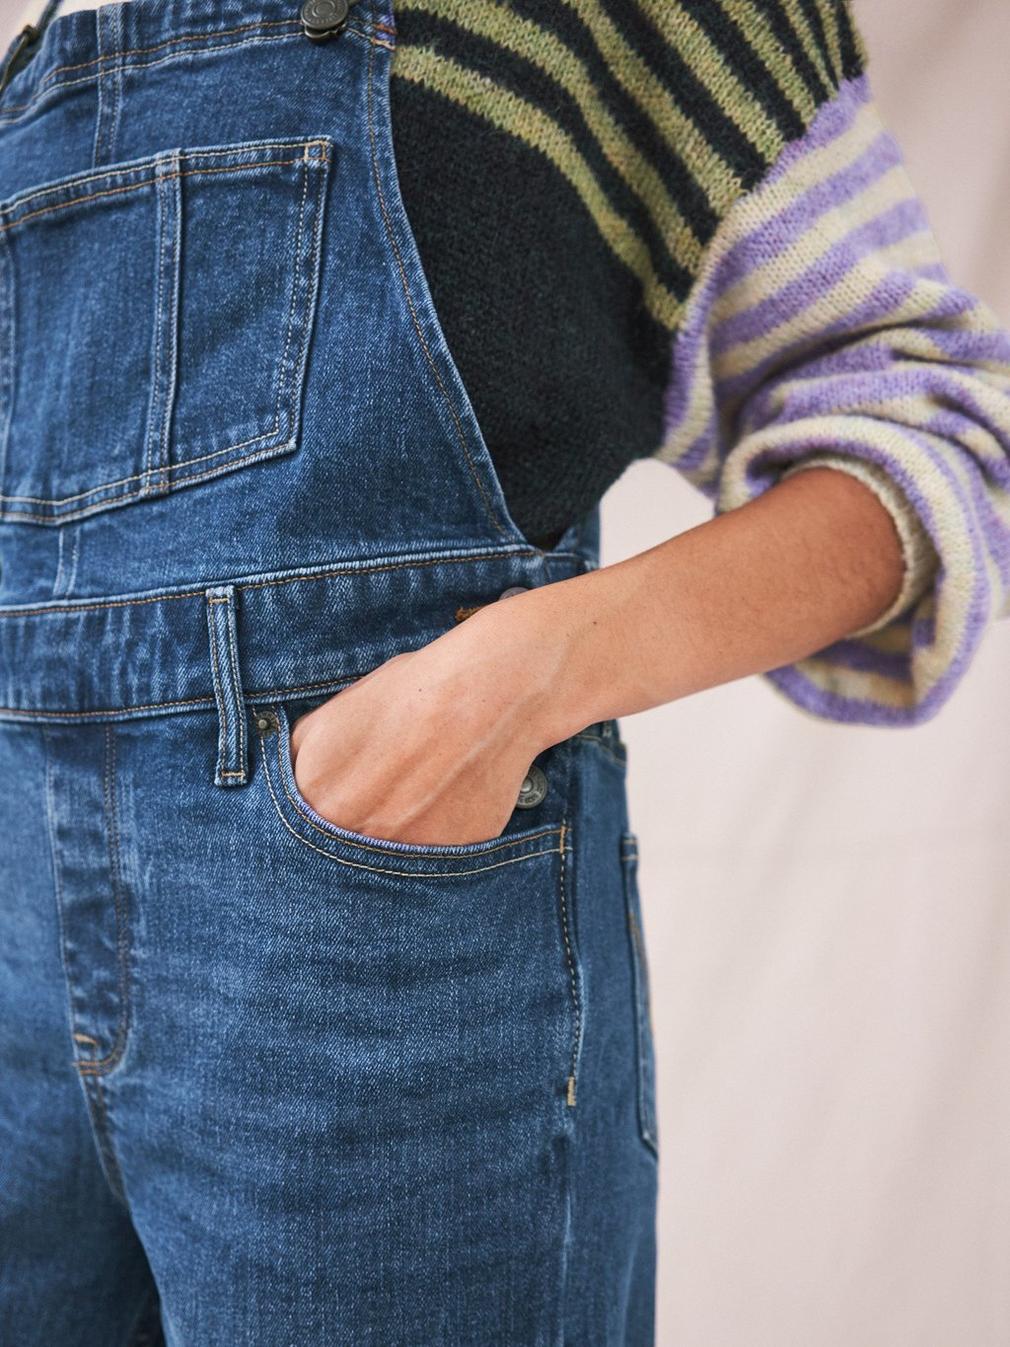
[656,73,1010,726]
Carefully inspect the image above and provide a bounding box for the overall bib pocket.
[0,136,331,525]
[622,829,659,1157]
[253,699,568,879]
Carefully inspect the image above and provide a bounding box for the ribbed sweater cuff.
[780,453,941,637]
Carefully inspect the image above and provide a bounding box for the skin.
[6,6,909,840]
[290,466,908,844]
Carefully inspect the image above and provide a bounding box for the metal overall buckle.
[0,24,41,96]
[0,0,65,97]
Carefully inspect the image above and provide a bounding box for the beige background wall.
[2,2,1007,1341]
[602,4,1010,1342]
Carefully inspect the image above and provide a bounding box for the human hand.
[287,594,565,847]
[283,455,929,838]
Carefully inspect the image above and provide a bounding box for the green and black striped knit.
[387,0,866,548]
[387,0,1010,729]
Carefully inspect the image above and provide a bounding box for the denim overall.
[0,2,658,1342]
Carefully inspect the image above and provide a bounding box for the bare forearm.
[482,466,907,749]
[293,467,908,845]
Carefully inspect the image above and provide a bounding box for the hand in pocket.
[288,599,559,847]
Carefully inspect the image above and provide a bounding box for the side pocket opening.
[252,699,568,877]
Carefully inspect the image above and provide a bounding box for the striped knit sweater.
[387,0,1010,727]
[22,0,1010,727]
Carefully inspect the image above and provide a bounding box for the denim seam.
[0,436,300,520]
[6,663,583,720]
[266,152,312,489]
[0,23,378,122]
[79,1072,129,1203]
[270,706,563,860]
[43,724,81,1051]
[622,832,658,1158]
[0,223,11,496]
[245,676,362,702]
[76,725,132,1075]
[39,738,125,1115]
[0,547,555,618]
[258,720,563,876]
[93,1,124,167]
[364,35,511,543]
[1,139,329,217]
[143,147,169,486]
[141,150,180,493]
[0,695,215,719]
[0,153,320,235]
[44,725,131,1095]
[0,26,377,122]
[0,684,326,720]
[16,17,301,89]
[0,142,329,520]
[557,819,583,1108]
[268,136,326,489]
[4,428,295,501]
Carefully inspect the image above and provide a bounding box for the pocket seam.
[0,140,328,229]
[622,828,659,1158]
[257,703,566,878]
[0,138,331,524]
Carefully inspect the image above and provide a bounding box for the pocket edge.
[621,827,659,1158]
[0,136,334,525]
[254,700,567,876]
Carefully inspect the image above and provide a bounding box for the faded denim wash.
[0,2,658,1342]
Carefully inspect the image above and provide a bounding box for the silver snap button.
[516,764,548,809]
[300,0,349,40]
[498,585,530,600]
[254,711,278,734]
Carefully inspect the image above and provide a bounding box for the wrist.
[464,582,592,753]
[492,571,629,750]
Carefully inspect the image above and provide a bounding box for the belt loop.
[205,585,249,788]
[93,0,126,167]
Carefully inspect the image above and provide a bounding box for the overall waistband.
[0,0,394,119]
[0,544,589,724]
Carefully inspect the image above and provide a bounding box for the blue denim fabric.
[0,3,658,1342]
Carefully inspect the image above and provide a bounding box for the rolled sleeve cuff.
[780,451,941,637]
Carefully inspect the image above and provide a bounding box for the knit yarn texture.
[388,0,866,548]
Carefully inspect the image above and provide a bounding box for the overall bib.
[0,3,658,1342]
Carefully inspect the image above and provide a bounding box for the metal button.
[498,585,530,600]
[254,710,278,734]
[300,0,349,40]
[516,764,548,809]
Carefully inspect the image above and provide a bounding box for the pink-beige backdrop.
[601,4,1010,1342]
[3,2,1007,1342]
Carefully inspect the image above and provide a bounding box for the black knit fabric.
[387,0,866,548]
